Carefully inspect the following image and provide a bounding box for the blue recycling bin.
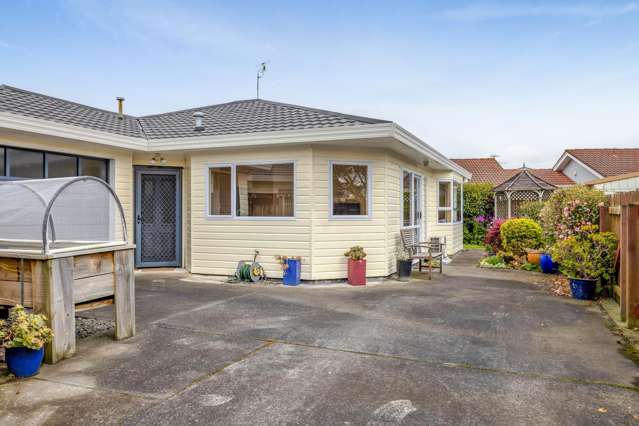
[283,259,301,286]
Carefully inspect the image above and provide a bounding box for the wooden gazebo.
[493,168,556,219]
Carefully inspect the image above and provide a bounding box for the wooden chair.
[400,229,444,279]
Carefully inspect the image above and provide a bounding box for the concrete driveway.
[1,253,638,425]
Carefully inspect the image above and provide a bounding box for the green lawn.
[464,244,485,250]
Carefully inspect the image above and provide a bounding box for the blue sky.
[2,1,638,168]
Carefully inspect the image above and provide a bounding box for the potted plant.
[539,249,558,274]
[550,232,617,300]
[525,248,543,265]
[275,255,302,286]
[396,246,412,281]
[1,305,53,378]
[344,246,367,286]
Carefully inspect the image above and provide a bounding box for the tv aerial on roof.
[256,61,269,99]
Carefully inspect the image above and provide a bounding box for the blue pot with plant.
[550,232,618,300]
[1,305,53,378]
[276,256,301,286]
[539,253,558,274]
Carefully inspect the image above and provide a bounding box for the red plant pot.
[347,259,366,286]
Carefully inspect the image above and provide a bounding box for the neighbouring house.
[553,148,639,184]
[451,157,574,187]
[0,85,470,280]
[586,172,639,194]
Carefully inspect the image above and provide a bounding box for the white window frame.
[329,160,372,220]
[204,160,297,220]
[400,168,425,229]
[437,178,463,225]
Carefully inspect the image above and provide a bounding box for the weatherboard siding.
[189,146,313,279]
[310,146,387,280]
[188,144,464,280]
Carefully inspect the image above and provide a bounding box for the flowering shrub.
[484,218,506,253]
[463,183,494,244]
[540,186,605,243]
[550,232,618,281]
[500,218,543,256]
[0,305,53,350]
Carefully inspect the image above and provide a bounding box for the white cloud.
[436,2,639,22]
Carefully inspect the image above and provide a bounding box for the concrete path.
[1,251,638,425]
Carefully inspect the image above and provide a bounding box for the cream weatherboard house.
[0,85,469,280]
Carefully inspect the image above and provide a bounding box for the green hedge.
[463,183,494,245]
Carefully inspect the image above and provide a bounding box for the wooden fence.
[600,191,639,328]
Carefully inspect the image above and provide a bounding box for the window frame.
[0,144,110,183]
[328,160,373,220]
[437,178,463,225]
[204,160,297,221]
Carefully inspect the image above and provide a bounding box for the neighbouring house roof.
[0,84,388,140]
[555,148,639,177]
[450,158,506,185]
[451,157,573,187]
[492,168,556,192]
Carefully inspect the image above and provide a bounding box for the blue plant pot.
[283,259,301,286]
[5,346,45,378]
[539,253,558,274]
[569,278,597,300]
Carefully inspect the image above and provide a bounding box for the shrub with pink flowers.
[484,218,506,253]
[540,186,605,243]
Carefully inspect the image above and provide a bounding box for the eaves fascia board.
[0,112,148,150]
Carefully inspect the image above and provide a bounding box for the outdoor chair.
[399,229,445,280]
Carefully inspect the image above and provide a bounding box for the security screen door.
[135,167,181,267]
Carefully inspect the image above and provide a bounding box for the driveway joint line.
[152,322,639,393]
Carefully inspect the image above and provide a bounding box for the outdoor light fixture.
[149,153,166,165]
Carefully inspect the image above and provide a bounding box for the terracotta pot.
[526,249,542,265]
[347,259,366,286]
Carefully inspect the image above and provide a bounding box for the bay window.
[330,162,371,218]
[438,179,463,224]
[207,162,295,218]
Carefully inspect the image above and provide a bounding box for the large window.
[0,146,109,182]
[438,179,463,224]
[331,162,370,218]
[46,152,77,178]
[207,162,295,218]
[7,148,44,179]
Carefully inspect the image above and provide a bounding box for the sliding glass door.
[402,170,424,241]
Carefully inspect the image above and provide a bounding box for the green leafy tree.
[462,183,494,245]
[518,200,545,223]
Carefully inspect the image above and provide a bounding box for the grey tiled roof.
[0,85,389,141]
[0,85,145,138]
[139,99,388,140]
